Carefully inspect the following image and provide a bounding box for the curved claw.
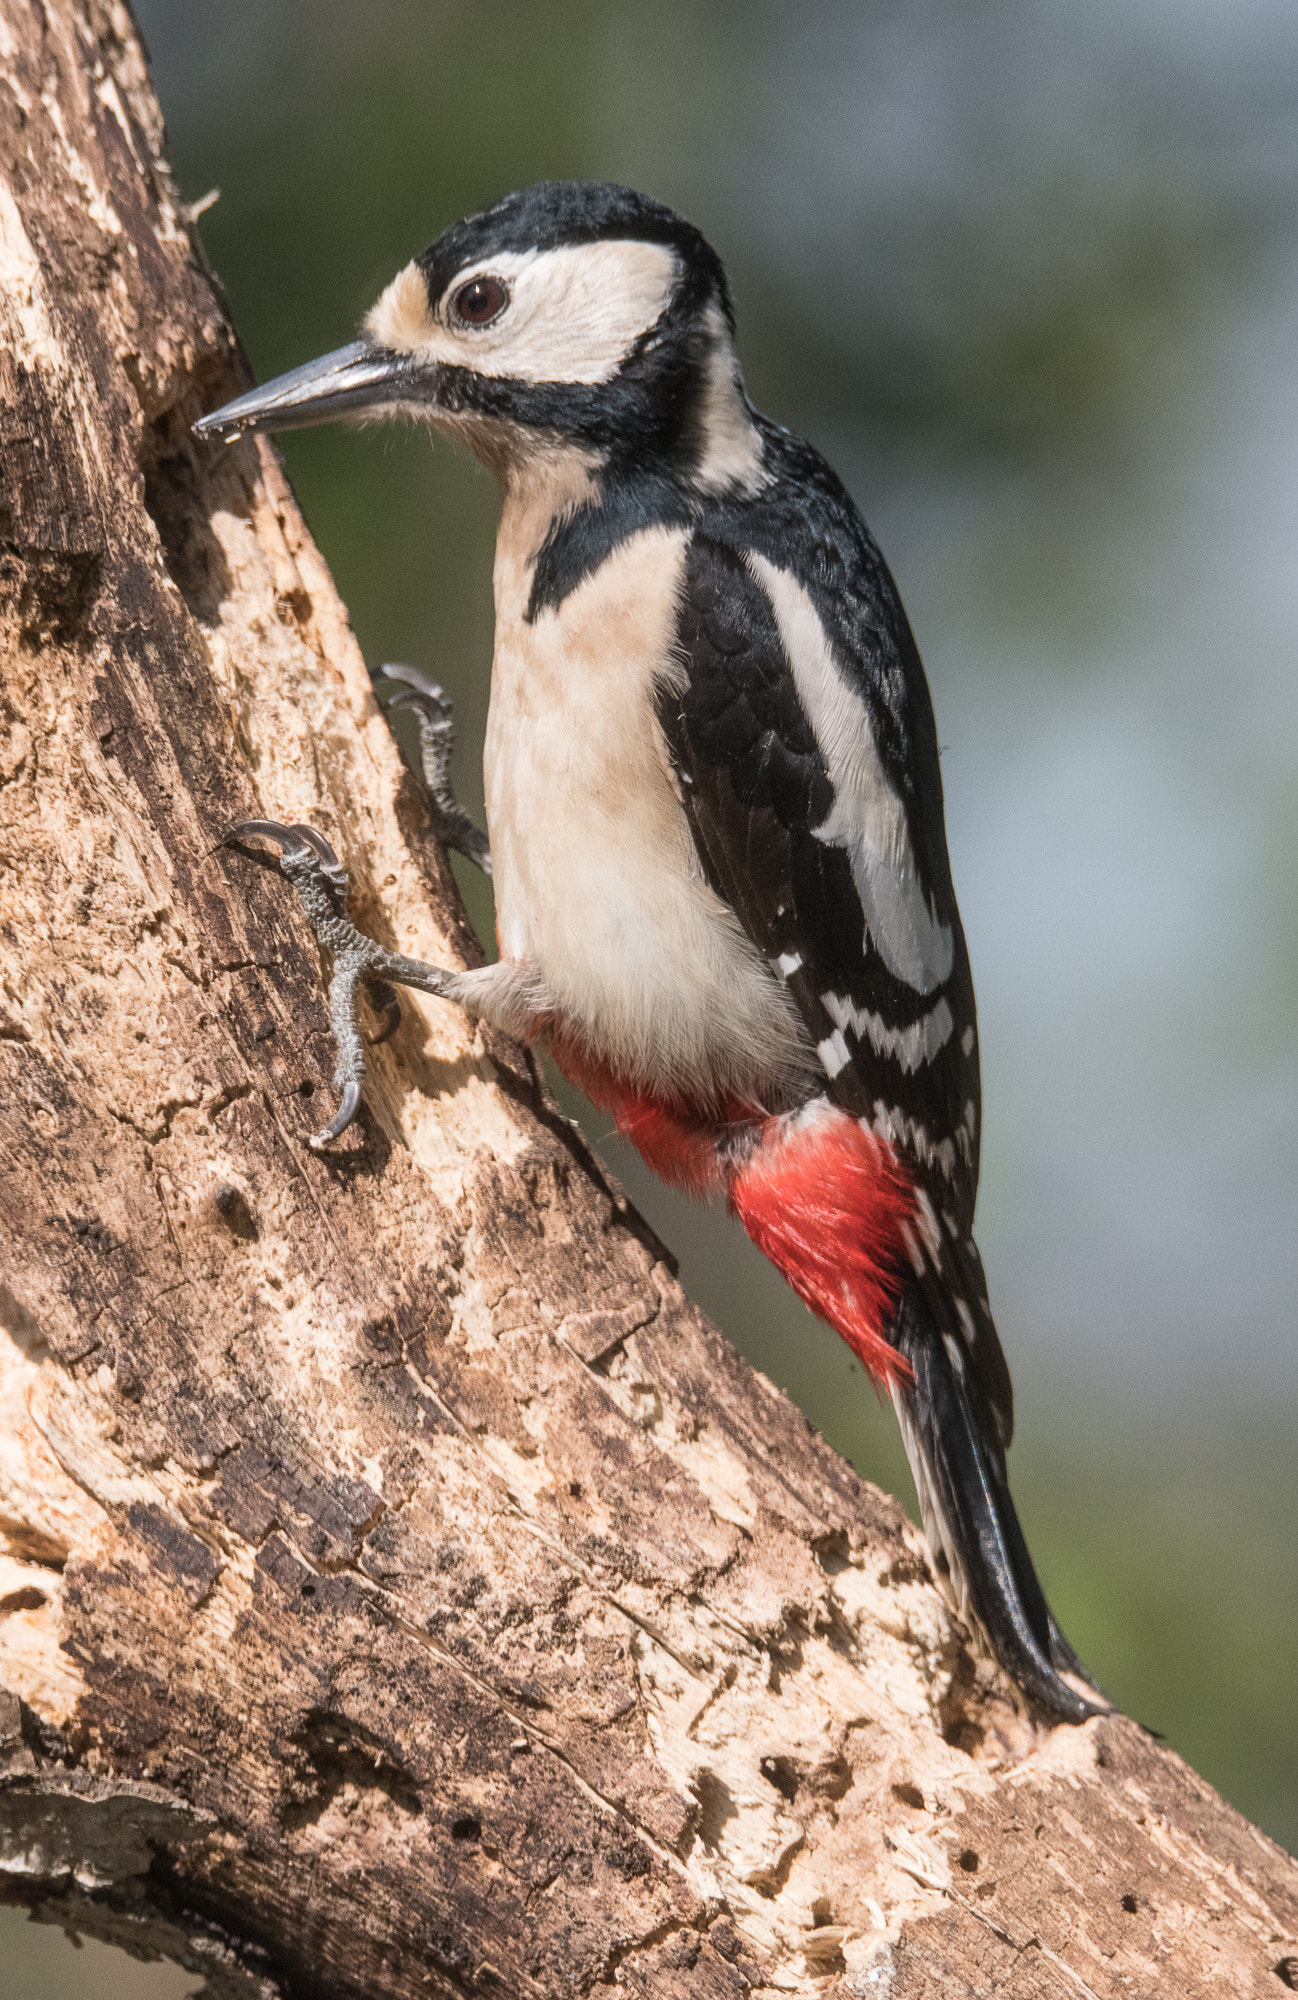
[284,822,343,868]
[307,1079,362,1151]
[223,817,314,857]
[222,819,344,869]
[386,690,450,724]
[376,661,447,705]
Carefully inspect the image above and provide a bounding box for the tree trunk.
[0,4,1294,1995]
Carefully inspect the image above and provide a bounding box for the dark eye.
[451,275,509,328]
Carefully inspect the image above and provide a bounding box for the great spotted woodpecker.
[196,180,1107,1724]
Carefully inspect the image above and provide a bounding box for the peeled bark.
[0,4,1294,1995]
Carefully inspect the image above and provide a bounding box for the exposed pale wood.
[0,4,1294,1995]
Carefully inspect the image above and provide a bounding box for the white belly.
[483,520,810,1108]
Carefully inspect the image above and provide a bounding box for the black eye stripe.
[452,275,510,328]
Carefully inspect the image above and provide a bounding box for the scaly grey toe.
[376,664,493,877]
[223,818,456,1146]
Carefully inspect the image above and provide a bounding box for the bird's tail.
[889,1287,1110,1725]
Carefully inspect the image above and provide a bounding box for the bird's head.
[195,181,759,491]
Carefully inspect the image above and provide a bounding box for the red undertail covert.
[549,1034,916,1387]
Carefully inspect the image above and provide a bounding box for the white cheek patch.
[366,239,680,386]
[748,556,955,996]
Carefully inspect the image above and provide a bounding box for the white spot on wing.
[914,1187,942,1258]
[872,1101,957,1180]
[822,990,954,1073]
[818,1029,851,1078]
[961,1025,975,1057]
[776,951,803,977]
[900,1221,926,1277]
[956,1097,978,1167]
[748,556,954,995]
[942,1332,966,1378]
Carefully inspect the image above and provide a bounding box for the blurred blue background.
[7,0,1296,1984]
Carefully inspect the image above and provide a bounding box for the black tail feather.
[891,1289,1110,1725]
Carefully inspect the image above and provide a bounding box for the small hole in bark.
[1121,1894,1138,1914]
[0,1587,47,1613]
[1274,1955,1298,1989]
[212,1181,258,1241]
[301,1583,316,1598]
[942,1716,985,1755]
[812,1529,850,1575]
[569,1481,582,1498]
[298,1079,315,1097]
[958,1848,979,1873]
[759,1755,799,1802]
[892,1782,925,1810]
[450,1815,481,1841]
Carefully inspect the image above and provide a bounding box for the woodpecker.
[196,180,1107,1724]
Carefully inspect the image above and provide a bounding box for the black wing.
[656,527,1012,1446]
[646,438,1108,1718]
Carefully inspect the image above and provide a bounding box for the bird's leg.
[375,664,492,876]
[224,820,532,1149]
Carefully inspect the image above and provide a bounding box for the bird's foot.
[375,663,493,876]
[224,819,457,1148]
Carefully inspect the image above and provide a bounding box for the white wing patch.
[748,556,954,995]
[822,989,954,1074]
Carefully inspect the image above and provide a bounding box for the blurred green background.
[7,0,1297,1985]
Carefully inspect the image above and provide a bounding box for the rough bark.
[0,4,1294,1995]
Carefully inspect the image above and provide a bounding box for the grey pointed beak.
[193,339,431,443]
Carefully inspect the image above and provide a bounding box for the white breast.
[484,511,811,1110]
